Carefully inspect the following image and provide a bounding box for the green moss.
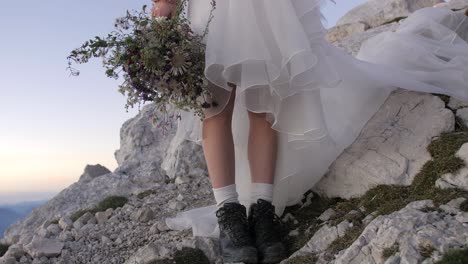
[94,196,128,211]
[283,191,341,253]
[420,243,436,259]
[284,255,317,264]
[71,209,93,222]
[0,243,9,257]
[460,199,468,212]
[70,195,128,222]
[436,248,468,264]
[382,243,399,260]
[328,224,365,255]
[137,190,156,199]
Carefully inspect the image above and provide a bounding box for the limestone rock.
[78,164,111,183]
[24,236,64,258]
[131,208,155,223]
[456,108,468,126]
[446,0,468,10]
[326,22,369,43]
[435,143,468,191]
[315,90,454,199]
[336,0,443,29]
[448,97,468,110]
[332,200,468,264]
[334,22,400,56]
[124,242,163,264]
[58,217,73,231]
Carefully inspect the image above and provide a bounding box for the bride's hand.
[151,0,178,18]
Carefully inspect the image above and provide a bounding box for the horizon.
[0,0,369,205]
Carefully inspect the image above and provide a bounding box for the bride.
[152,0,468,263]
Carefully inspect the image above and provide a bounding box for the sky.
[0,0,368,204]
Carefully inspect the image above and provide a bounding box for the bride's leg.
[201,84,237,189]
[247,112,278,185]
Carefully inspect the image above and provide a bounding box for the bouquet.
[67,0,217,130]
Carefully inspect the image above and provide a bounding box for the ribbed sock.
[212,184,240,208]
[251,182,274,204]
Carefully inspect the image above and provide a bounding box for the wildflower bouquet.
[67,0,217,126]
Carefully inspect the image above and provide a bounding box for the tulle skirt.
[166,1,468,238]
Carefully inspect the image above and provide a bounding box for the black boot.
[248,199,288,264]
[216,203,258,263]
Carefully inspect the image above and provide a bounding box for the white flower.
[154,16,167,23]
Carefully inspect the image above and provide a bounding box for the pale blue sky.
[0,0,367,204]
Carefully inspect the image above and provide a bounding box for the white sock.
[251,182,274,204]
[212,184,239,208]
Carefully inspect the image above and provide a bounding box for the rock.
[161,128,208,180]
[315,90,454,199]
[58,231,74,242]
[131,208,155,223]
[195,237,222,264]
[455,212,468,223]
[58,217,73,231]
[290,222,347,256]
[332,200,468,264]
[4,243,25,259]
[448,97,468,110]
[0,256,16,264]
[318,208,336,222]
[326,22,369,43]
[435,143,468,191]
[95,210,112,224]
[335,22,400,56]
[336,0,443,29]
[78,164,111,183]
[24,236,64,258]
[124,242,163,264]
[446,0,468,10]
[46,224,61,236]
[456,108,468,126]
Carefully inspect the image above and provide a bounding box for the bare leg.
[247,112,278,184]
[201,84,237,188]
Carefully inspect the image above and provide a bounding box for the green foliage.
[67,0,218,127]
[420,243,436,259]
[137,190,156,199]
[70,196,128,222]
[436,248,468,264]
[50,219,59,225]
[460,199,468,212]
[382,243,399,260]
[0,244,9,257]
[94,196,128,211]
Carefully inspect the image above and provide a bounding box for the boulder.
[78,164,111,183]
[24,236,64,258]
[314,90,454,199]
[326,22,369,43]
[337,0,443,29]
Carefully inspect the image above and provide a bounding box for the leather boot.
[248,199,288,263]
[216,202,258,263]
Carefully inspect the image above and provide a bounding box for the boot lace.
[216,204,252,246]
[251,201,285,244]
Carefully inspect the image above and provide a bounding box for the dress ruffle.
[167,2,468,238]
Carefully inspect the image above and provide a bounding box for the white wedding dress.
[165,0,468,238]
